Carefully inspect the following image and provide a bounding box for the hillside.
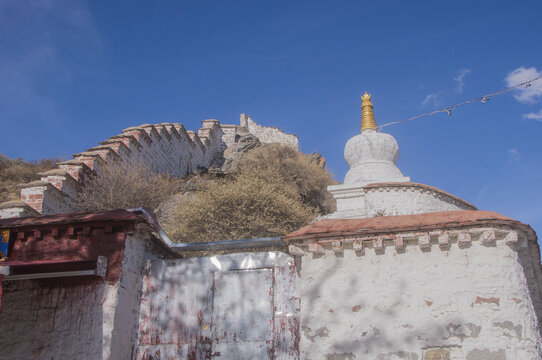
[0,142,336,244]
[0,155,60,203]
[162,144,336,243]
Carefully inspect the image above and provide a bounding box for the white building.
[285,93,542,359]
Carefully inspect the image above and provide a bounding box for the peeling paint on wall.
[136,252,300,359]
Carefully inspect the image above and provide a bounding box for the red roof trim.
[283,210,528,242]
[0,209,146,228]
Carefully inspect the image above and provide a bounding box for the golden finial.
[361,92,377,132]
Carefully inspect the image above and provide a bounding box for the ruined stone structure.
[240,114,299,148]
[0,115,298,219]
[0,94,540,359]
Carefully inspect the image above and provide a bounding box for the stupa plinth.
[326,93,474,219]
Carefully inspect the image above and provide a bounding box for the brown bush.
[164,172,315,243]
[75,162,182,213]
[230,144,336,214]
[0,154,60,202]
[163,144,336,243]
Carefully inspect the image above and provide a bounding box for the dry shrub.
[75,162,182,212]
[164,144,336,243]
[164,172,315,243]
[0,154,60,202]
[230,144,336,214]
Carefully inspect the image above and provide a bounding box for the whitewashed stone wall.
[364,185,475,217]
[0,277,118,359]
[0,201,39,219]
[108,233,153,360]
[219,124,239,149]
[0,122,224,218]
[240,114,299,150]
[294,227,542,359]
[0,233,153,360]
[119,124,214,176]
[327,183,476,219]
[198,119,228,166]
[19,182,73,215]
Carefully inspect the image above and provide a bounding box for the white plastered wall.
[0,277,118,359]
[296,228,542,359]
[327,184,475,220]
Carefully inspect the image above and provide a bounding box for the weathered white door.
[211,268,274,359]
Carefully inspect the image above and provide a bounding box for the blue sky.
[1,0,542,238]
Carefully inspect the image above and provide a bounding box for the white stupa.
[343,92,410,186]
[326,92,475,219]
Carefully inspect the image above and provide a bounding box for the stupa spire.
[361,92,377,132]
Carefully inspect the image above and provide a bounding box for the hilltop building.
[0,95,540,359]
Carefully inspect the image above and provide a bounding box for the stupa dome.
[343,93,407,185]
[344,130,403,184]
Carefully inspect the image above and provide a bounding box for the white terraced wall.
[0,115,297,218]
[240,114,299,149]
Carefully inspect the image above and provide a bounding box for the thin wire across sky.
[377,76,542,131]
